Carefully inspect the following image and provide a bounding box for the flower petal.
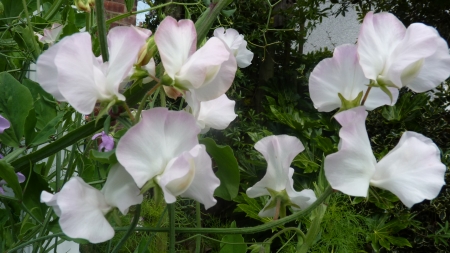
[406,38,450,92]
[102,164,143,214]
[213,28,253,68]
[235,40,254,68]
[155,17,197,79]
[370,132,446,208]
[116,108,200,188]
[324,107,376,197]
[285,168,316,210]
[247,135,304,197]
[40,23,63,44]
[363,86,399,111]
[52,32,107,114]
[40,191,62,216]
[16,172,25,184]
[0,115,10,133]
[357,12,406,81]
[45,177,114,243]
[106,26,150,100]
[157,154,191,204]
[179,145,220,209]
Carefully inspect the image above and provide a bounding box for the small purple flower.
[92,131,114,152]
[0,172,25,195]
[0,115,10,134]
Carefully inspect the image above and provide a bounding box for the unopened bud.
[74,0,92,12]
[163,86,183,100]
[136,37,157,67]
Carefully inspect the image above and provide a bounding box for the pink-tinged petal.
[54,33,108,114]
[385,23,440,88]
[44,177,113,243]
[177,37,231,90]
[116,108,200,188]
[16,173,25,183]
[186,91,237,133]
[36,40,67,102]
[370,132,446,208]
[285,168,316,211]
[143,58,156,82]
[324,107,376,197]
[106,26,149,99]
[157,155,191,204]
[179,145,220,209]
[309,44,370,112]
[247,135,305,197]
[40,23,63,44]
[406,38,450,92]
[188,46,237,101]
[102,164,143,214]
[357,12,406,81]
[0,115,10,133]
[131,26,152,38]
[235,40,254,68]
[155,17,197,79]
[40,191,62,216]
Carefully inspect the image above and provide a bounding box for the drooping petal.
[310,44,386,112]
[0,115,10,133]
[116,108,200,188]
[176,37,231,91]
[247,135,305,197]
[235,40,254,68]
[324,106,376,197]
[357,12,406,81]
[53,32,108,114]
[106,26,150,100]
[285,168,316,211]
[179,145,220,209]
[385,23,440,88]
[40,23,63,44]
[16,172,25,183]
[102,164,143,214]
[213,27,253,68]
[42,177,114,243]
[185,91,237,133]
[406,38,450,92]
[370,132,446,208]
[40,191,62,216]
[155,17,197,79]
[363,86,399,111]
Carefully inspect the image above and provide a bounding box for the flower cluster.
[36,17,253,243]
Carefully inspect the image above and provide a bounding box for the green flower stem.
[297,203,327,253]
[7,187,333,253]
[111,204,142,253]
[169,203,176,253]
[195,202,201,253]
[267,227,306,243]
[43,0,63,20]
[55,123,62,191]
[360,86,372,106]
[95,0,109,62]
[194,0,233,47]
[12,117,106,173]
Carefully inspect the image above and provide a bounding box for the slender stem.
[144,206,168,249]
[361,86,372,106]
[111,205,142,253]
[273,198,281,220]
[21,202,43,225]
[194,0,233,47]
[195,202,201,253]
[95,0,109,62]
[297,203,327,253]
[55,123,62,191]
[268,227,306,243]
[135,83,161,121]
[160,87,166,108]
[168,204,176,253]
[122,102,136,124]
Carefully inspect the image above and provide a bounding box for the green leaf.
[29,113,64,146]
[0,72,34,147]
[199,138,240,201]
[221,8,236,17]
[0,160,23,199]
[12,25,41,61]
[125,0,134,12]
[381,92,428,122]
[21,168,52,221]
[89,149,118,164]
[219,221,246,253]
[387,236,412,247]
[22,79,57,130]
[24,108,37,146]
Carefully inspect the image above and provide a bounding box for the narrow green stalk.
[43,0,63,20]
[111,205,142,253]
[32,209,53,253]
[21,202,43,225]
[85,12,91,32]
[55,124,62,191]
[95,0,109,62]
[267,227,306,243]
[168,204,176,253]
[160,87,166,108]
[361,86,372,106]
[195,0,233,47]
[297,203,327,253]
[195,202,201,253]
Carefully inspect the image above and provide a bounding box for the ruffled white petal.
[370,132,446,208]
[213,27,253,68]
[102,164,143,215]
[324,107,376,197]
[286,168,316,210]
[116,108,200,188]
[155,17,197,79]
[41,177,114,243]
[247,135,304,197]
[40,23,63,44]
[157,154,192,204]
[235,40,254,68]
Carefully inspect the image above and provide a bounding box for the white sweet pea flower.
[309,44,398,112]
[213,27,254,68]
[246,135,316,217]
[116,108,220,209]
[38,23,63,45]
[41,164,142,243]
[155,17,237,101]
[357,12,450,93]
[184,91,237,133]
[36,26,150,114]
[324,106,446,208]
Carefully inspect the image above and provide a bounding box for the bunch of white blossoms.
[309,12,449,207]
[38,16,253,243]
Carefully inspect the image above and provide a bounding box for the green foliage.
[219,221,246,253]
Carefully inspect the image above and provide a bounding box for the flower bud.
[74,0,92,12]
[136,37,157,67]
